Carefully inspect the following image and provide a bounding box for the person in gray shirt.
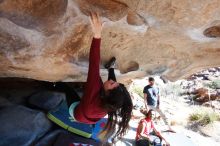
[143,77,174,132]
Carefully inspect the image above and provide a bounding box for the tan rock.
[0,0,220,82]
[127,11,145,26]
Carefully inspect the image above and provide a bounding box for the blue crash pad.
[47,101,93,138]
[47,101,107,140]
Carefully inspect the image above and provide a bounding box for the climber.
[55,12,133,139]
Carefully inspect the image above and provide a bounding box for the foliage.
[131,86,144,98]
[190,113,203,121]
[160,83,184,98]
[189,107,220,126]
[204,79,220,89]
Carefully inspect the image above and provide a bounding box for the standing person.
[136,109,170,146]
[57,12,133,139]
[143,77,172,130]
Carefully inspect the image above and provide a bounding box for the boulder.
[28,91,65,111]
[192,88,219,103]
[0,96,13,107]
[0,0,220,82]
[0,105,52,146]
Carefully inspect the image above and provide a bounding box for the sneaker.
[104,57,116,69]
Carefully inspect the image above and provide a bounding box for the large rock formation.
[0,0,220,82]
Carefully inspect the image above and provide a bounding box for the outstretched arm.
[153,127,170,146]
[86,12,103,88]
[74,12,104,123]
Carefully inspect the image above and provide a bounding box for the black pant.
[53,82,81,107]
[136,139,150,146]
[136,132,162,146]
[108,68,116,81]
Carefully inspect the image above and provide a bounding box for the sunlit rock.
[0,0,219,82]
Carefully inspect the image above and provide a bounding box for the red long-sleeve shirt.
[74,38,107,124]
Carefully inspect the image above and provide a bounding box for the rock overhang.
[0,0,219,83]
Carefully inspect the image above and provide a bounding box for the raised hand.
[89,12,103,38]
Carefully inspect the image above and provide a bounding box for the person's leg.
[155,108,171,129]
[148,105,173,131]
[53,82,81,107]
[108,68,117,81]
[105,57,117,81]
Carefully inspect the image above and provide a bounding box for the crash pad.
[47,100,107,141]
[47,101,93,138]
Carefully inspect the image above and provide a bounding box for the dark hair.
[149,77,155,82]
[101,83,133,140]
[146,109,154,117]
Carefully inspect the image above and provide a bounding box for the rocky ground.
[114,68,220,146]
[112,95,219,146]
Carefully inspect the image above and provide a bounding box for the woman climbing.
[57,12,133,140]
